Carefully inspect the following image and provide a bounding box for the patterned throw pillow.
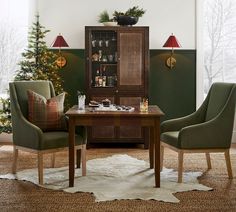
[27,90,67,131]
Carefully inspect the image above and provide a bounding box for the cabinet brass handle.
[115,90,119,93]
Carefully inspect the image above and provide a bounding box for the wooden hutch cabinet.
[85,26,149,147]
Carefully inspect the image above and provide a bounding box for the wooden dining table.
[65,105,164,187]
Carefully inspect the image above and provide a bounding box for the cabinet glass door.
[90,30,118,88]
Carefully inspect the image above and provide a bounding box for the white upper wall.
[35,0,196,49]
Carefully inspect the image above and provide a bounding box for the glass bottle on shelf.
[102,65,106,87]
[114,52,118,62]
[102,76,106,87]
[98,69,103,87]
[95,69,100,87]
[101,55,107,62]
[107,76,115,87]
[98,50,102,62]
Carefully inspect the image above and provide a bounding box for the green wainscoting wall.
[149,50,196,121]
[57,50,86,108]
[57,49,196,122]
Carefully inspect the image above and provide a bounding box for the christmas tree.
[14,15,64,95]
[0,15,66,134]
[0,97,11,133]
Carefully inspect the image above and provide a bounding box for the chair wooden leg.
[76,149,81,168]
[51,153,55,168]
[12,146,18,174]
[178,151,184,183]
[81,145,86,176]
[160,144,164,171]
[206,153,212,169]
[224,149,233,179]
[38,152,44,185]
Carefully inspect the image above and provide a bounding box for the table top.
[65,105,164,117]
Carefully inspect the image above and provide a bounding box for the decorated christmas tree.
[0,15,66,133]
[14,15,64,94]
[0,97,11,133]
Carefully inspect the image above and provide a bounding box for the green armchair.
[9,81,86,185]
[160,82,236,183]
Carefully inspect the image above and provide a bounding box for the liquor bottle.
[102,66,106,87]
[98,69,103,87]
[98,50,102,61]
[95,69,100,87]
[102,76,106,87]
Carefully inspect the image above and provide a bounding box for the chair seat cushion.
[40,131,85,150]
[161,131,179,148]
[27,90,67,131]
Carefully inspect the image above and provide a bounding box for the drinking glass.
[140,99,148,112]
[78,95,86,110]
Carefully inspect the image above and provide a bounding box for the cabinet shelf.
[92,61,117,65]
[92,85,116,88]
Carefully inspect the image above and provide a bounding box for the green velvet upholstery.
[9,80,85,150]
[160,82,235,183]
[161,82,236,149]
[12,81,53,118]
[9,80,87,185]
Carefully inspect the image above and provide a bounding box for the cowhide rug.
[0,154,212,203]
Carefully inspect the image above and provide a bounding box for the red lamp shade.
[51,34,69,68]
[163,34,181,48]
[163,34,181,69]
[52,34,69,47]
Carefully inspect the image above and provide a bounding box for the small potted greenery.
[98,10,117,26]
[113,6,146,26]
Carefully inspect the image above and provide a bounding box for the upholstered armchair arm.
[161,101,208,133]
[179,91,236,149]
[161,84,215,134]
[161,113,201,133]
[9,82,43,149]
[12,111,43,148]
[10,90,43,149]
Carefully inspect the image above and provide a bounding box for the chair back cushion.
[11,81,54,118]
[27,90,66,131]
[205,82,235,121]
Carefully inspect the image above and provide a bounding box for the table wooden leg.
[149,127,154,169]
[81,144,86,176]
[154,118,160,188]
[69,118,75,187]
